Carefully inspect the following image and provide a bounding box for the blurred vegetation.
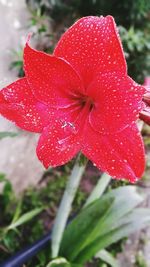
[0,169,86,266]
[0,168,131,267]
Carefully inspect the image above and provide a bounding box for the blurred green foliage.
[26,0,150,26]
[0,167,126,266]
[0,170,86,266]
[136,251,147,267]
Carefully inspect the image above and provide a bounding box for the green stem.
[84,173,111,208]
[51,155,87,258]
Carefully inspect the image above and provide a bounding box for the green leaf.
[60,186,142,261]
[47,258,71,267]
[0,174,14,205]
[75,208,150,264]
[86,186,143,242]
[60,196,114,259]
[95,249,119,267]
[0,173,7,182]
[11,199,22,224]
[3,181,12,195]
[0,131,18,139]
[7,207,44,230]
[84,173,111,207]
[46,258,82,267]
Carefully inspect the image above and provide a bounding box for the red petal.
[88,72,145,133]
[0,95,7,105]
[0,78,51,132]
[37,120,81,168]
[82,123,145,182]
[24,41,84,106]
[54,16,127,87]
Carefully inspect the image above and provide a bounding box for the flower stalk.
[51,155,87,258]
[84,173,112,208]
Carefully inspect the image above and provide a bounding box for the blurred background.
[0,0,150,266]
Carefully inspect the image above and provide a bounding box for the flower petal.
[82,123,145,182]
[37,120,81,168]
[88,72,145,133]
[24,40,84,106]
[54,16,127,87]
[0,78,51,132]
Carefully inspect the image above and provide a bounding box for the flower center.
[57,94,94,149]
[79,96,94,111]
[63,94,94,132]
[76,96,94,123]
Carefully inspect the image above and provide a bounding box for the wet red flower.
[0,16,146,182]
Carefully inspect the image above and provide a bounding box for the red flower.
[0,16,146,182]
